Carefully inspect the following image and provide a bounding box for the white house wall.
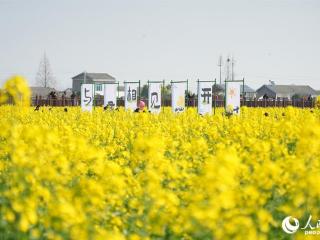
[92,84,124,98]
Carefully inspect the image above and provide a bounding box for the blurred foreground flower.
[1,75,30,106]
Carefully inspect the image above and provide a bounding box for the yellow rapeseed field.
[1,77,320,240]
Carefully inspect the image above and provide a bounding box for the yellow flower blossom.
[0,90,320,239]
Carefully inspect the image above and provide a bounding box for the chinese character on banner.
[124,82,139,111]
[197,82,212,115]
[84,89,92,104]
[171,82,186,113]
[81,84,93,112]
[148,82,162,113]
[151,93,160,108]
[201,88,212,104]
[226,81,241,115]
[103,84,117,109]
[132,89,137,101]
[127,87,132,101]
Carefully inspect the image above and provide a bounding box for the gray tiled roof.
[30,87,56,97]
[260,85,316,96]
[57,88,74,98]
[72,72,115,80]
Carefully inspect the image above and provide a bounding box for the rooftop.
[258,84,317,95]
[30,87,56,97]
[72,72,116,80]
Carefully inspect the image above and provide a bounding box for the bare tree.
[36,53,55,88]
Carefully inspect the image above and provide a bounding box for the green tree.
[162,84,171,101]
[140,84,148,99]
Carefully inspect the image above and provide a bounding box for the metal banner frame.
[80,83,94,111]
[102,82,120,107]
[147,80,165,111]
[224,78,245,112]
[170,80,188,112]
[124,80,141,110]
[197,79,217,115]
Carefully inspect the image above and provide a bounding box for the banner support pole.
[117,82,119,99]
[242,77,245,106]
[162,79,165,110]
[147,80,149,108]
[186,79,189,109]
[224,78,227,111]
[138,80,141,105]
[93,83,96,109]
[214,78,216,115]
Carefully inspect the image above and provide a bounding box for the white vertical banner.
[226,81,241,115]
[81,84,94,112]
[104,84,117,108]
[171,82,186,113]
[148,82,162,113]
[124,82,139,111]
[198,81,213,115]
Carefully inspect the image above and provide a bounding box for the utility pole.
[226,57,231,81]
[217,55,223,85]
[231,56,235,81]
[84,71,87,84]
[44,56,47,87]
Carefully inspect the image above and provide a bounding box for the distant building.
[72,72,116,95]
[256,85,317,100]
[57,88,74,98]
[213,84,256,99]
[30,87,56,98]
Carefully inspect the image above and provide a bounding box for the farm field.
[1,106,320,239]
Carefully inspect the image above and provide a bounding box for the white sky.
[0,0,319,92]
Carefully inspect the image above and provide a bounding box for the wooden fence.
[29,96,316,108]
